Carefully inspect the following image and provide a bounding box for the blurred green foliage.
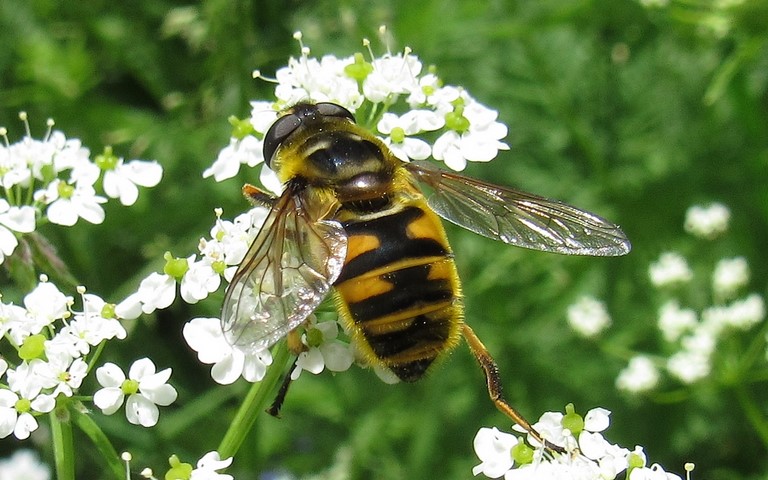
[1,0,767,479]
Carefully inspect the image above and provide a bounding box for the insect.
[221,102,630,450]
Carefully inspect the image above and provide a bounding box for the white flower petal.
[93,387,125,415]
[13,412,38,440]
[125,394,160,427]
[96,363,126,387]
[127,358,156,380]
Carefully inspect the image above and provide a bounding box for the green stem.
[70,402,124,479]
[51,406,75,480]
[734,384,768,451]
[217,341,293,459]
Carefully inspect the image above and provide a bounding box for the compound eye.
[315,102,356,123]
[263,113,302,167]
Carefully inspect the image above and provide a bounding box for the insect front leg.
[462,324,566,454]
[243,183,277,207]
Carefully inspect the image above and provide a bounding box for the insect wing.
[221,191,347,351]
[406,160,630,256]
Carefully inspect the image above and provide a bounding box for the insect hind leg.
[462,323,565,454]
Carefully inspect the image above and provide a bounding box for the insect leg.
[266,360,297,417]
[243,184,277,207]
[266,330,306,417]
[462,323,566,454]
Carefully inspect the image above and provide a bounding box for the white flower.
[47,293,127,359]
[183,317,272,384]
[190,451,234,480]
[35,179,107,226]
[0,200,36,264]
[102,158,163,206]
[684,203,730,239]
[0,388,54,440]
[657,300,697,342]
[180,258,222,304]
[203,210,260,268]
[432,98,509,171]
[32,353,88,397]
[376,111,439,162]
[250,101,280,133]
[566,296,612,337]
[291,320,354,380]
[19,281,72,341]
[137,271,178,314]
[712,257,749,299]
[115,292,143,320]
[472,427,518,478]
[203,135,263,182]
[0,302,29,346]
[616,356,660,393]
[648,252,692,287]
[273,53,361,107]
[667,350,710,384]
[703,294,765,330]
[363,52,422,103]
[0,449,51,480]
[93,358,178,427]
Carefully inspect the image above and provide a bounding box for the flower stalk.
[217,341,294,460]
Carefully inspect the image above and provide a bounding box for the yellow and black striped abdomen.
[333,200,463,382]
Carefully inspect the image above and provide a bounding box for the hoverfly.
[221,102,630,451]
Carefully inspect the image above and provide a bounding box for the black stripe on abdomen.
[335,206,449,283]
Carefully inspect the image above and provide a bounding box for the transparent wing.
[405,160,630,256]
[221,187,347,351]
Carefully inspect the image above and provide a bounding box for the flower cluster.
[0,278,135,439]
[0,115,162,264]
[204,30,509,189]
[564,202,766,393]
[472,405,682,479]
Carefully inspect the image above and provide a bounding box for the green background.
[1,0,767,478]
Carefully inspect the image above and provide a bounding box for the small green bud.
[19,334,46,360]
[121,379,139,395]
[94,146,119,171]
[15,398,32,413]
[228,116,255,140]
[562,403,584,434]
[163,252,189,280]
[511,441,534,465]
[57,181,75,199]
[444,111,470,133]
[628,451,646,469]
[390,126,406,144]
[165,454,193,480]
[101,303,116,319]
[306,327,324,347]
[39,163,56,183]
[344,52,374,81]
[212,260,227,275]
